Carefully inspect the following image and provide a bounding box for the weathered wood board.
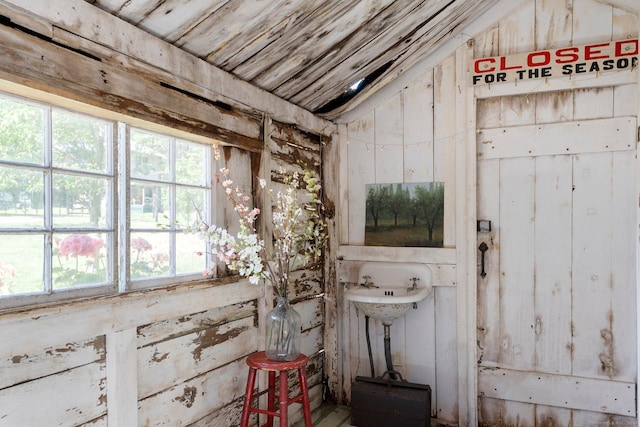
[138,316,258,399]
[0,362,107,425]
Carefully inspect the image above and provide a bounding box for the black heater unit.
[351,373,431,427]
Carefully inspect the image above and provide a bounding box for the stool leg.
[279,370,289,426]
[240,367,257,427]
[266,371,276,427]
[298,366,313,427]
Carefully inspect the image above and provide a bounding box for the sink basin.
[346,286,432,324]
[344,262,432,325]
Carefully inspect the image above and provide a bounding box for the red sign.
[471,38,638,86]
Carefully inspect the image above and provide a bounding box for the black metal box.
[351,375,431,427]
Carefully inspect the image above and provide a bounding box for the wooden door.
[476,91,637,425]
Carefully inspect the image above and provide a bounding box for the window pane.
[130,182,169,229]
[176,232,206,275]
[53,174,109,228]
[52,232,108,289]
[176,140,207,185]
[52,110,110,173]
[176,187,206,227]
[0,97,44,165]
[131,129,170,181]
[130,232,169,279]
[0,234,44,296]
[0,166,44,229]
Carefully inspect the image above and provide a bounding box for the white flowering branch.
[187,157,326,298]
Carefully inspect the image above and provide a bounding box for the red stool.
[240,351,313,427]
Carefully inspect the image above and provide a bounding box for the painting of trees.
[365,182,444,247]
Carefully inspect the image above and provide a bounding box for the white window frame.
[125,126,213,291]
[0,91,217,310]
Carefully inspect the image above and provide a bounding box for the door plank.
[534,155,572,374]
[574,87,614,121]
[476,158,501,365]
[572,153,616,380]
[498,157,536,369]
[478,117,637,159]
[479,367,635,416]
[535,90,574,124]
[610,151,638,382]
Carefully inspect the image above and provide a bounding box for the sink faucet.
[360,275,378,288]
[407,277,419,291]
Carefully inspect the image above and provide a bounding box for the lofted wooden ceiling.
[85,0,499,120]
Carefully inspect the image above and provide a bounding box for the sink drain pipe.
[383,324,399,380]
[365,315,375,377]
[364,316,400,380]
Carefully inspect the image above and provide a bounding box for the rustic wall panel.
[138,316,258,399]
[0,335,105,390]
[0,361,107,425]
[342,50,463,423]
[137,301,258,348]
[138,357,249,426]
[188,395,253,427]
[345,111,375,245]
[403,71,435,184]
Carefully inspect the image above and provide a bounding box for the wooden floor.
[292,404,353,427]
[293,403,456,427]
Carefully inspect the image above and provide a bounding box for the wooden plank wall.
[0,282,264,425]
[0,2,333,426]
[264,119,327,416]
[340,55,461,424]
[0,130,326,427]
[340,0,638,425]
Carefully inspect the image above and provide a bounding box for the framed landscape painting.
[364,182,444,247]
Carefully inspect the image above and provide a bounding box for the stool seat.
[247,351,309,371]
[240,351,313,427]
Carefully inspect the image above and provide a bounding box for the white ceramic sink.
[344,262,433,325]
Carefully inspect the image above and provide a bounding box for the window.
[128,128,210,286]
[0,92,213,308]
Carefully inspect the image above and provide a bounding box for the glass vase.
[265,296,302,361]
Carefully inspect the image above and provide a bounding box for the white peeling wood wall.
[340,55,461,424]
[0,282,264,426]
[339,0,639,425]
[0,138,327,427]
[0,138,327,426]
